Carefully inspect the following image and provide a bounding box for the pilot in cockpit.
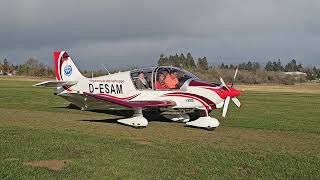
[164,71,179,89]
[155,72,167,90]
[135,71,151,89]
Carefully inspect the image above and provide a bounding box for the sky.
[1,0,319,70]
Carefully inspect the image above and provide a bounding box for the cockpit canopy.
[130,66,199,90]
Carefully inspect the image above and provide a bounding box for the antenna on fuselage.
[102,64,111,75]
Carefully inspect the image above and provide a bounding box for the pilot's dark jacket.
[135,78,150,89]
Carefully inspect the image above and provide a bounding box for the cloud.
[0,0,319,68]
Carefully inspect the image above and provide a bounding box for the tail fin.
[54,51,86,81]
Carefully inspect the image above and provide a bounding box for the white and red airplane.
[35,51,241,130]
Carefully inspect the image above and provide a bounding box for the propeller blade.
[222,96,230,118]
[232,97,241,108]
[231,67,238,87]
[219,77,229,91]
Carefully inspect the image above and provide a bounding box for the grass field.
[0,79,320,179]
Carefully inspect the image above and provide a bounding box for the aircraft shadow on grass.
[56,103,175,124]
[55,103,202,126]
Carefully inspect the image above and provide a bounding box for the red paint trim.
[54,52,61,80]
[84,93,176,109]
[54,51,73,92]
[54,51,71,81]
[62,52,69,60]
[205,87,240,99]
[189,80,220,87]
[54,51,60,61]
[97,94,140,100]
[63,86,72,92]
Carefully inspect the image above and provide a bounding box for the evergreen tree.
[197,57,208,70]
[202,56,208,70]
[313,66,317,73]
[252,62,261,71]
[186,52,196,68]
[239,62,247,70]
[247,61,253,71]
[158,54,165,65]
[265,60,283,71]
[276,59,283,71]
[285,59,298,72]
[3,58,9,72]
[179,53,186,67]
[220,63,225,69]
[265,61,273,71]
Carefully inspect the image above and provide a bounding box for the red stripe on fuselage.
[97,94,140,100]
[63,86,72,92]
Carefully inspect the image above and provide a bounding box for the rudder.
[54,51,85,81]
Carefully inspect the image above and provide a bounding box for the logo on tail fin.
[64,65,72,76]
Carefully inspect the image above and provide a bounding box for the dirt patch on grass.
[24,160,71,171]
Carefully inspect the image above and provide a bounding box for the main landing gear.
[117,108,148,128]
[185,110,220,130]
[117,109,219,131]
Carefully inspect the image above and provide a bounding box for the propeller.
[219,77,229,91]
[231,67,238,87]
[232,97,241,107]
[220,67,241,118]
[222,96,230,118]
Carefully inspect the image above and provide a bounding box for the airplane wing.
[33,80,78,87]
[84,92,176,109]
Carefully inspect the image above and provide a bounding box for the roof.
[283,71,307,76]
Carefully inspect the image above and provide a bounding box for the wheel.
[206,127,216,131]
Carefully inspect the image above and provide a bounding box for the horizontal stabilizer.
[33,80,78,87]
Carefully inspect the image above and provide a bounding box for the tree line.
[1,53,319,83]
[157,53,320,81]
[0,58,53,77]
[158,53,209,70]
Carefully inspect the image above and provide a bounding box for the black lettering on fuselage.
[116,84,123,94]
[89,84,94,93]
[105,84,109,93]
[99,84,104,93]
[110,84,115,94]
[88,83,123,94]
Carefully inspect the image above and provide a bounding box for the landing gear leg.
[117,108,148,128]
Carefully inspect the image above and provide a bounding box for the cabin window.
[130,68,154,90]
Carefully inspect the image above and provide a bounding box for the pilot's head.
[138,71,145,79]
[159,73,165,81]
